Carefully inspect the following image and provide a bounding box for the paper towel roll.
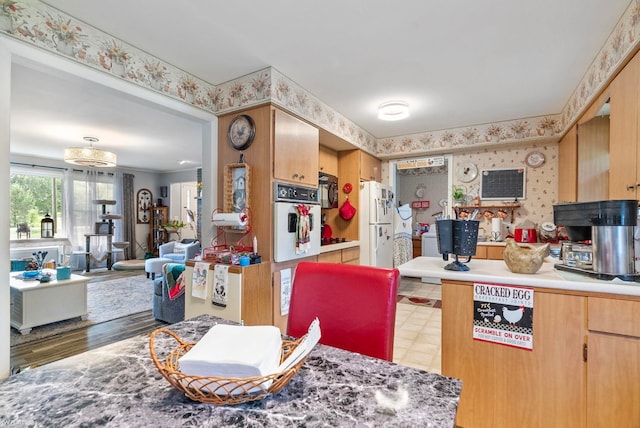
[212,212,248,227]
[491,217,502,241]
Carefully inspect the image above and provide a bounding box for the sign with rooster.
[472,282,534,350]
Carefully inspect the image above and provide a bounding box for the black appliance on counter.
[319,172,338,209]
[553,200,639,281]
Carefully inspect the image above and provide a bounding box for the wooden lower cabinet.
[473,244,505,260]
[183,262,272,326]
[442,280,640,427]
[586,297,640,427]
[317,246,359,264]
[442,280,586,427]
[412,237,422,257]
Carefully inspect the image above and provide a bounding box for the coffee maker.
[553,200,639,281]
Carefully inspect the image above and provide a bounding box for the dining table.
[0,315,461,427]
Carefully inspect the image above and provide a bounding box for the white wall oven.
[273,182,321,262]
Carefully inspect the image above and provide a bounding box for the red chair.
[286,261,400,361]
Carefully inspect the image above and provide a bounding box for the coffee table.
[10,272,89,335]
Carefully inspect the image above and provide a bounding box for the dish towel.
[191,261,210,300]
[296,204,311,255]
[212,264,229,307]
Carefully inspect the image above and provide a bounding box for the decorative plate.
[438,198,448,208]
[456,162,478,183]
[342,183,353,194]
[525,151,545,168]
[415,184,426,198]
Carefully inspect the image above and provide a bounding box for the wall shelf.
[456,205,520,223]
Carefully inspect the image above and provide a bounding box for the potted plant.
[452,185,466,205]
[163,220,185,233]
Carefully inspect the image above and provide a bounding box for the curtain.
[63,169,119,269]
[121,173,136,259]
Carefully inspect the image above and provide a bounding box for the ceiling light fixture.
[378,101,410,121]
[64,137,117,167]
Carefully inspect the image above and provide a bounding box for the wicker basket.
[149,328,307,405]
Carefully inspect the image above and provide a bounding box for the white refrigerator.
[359,181,394,268]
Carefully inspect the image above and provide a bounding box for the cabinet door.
[609,52,639,199]
[587,334,640,427]
[558,125,578,202]
[273,109,319,187]
[318,145,338,176]
[360,151,381,181]
[485,245,505,260]
[442,282,586,428]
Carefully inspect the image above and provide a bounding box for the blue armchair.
[152,263,185,324]
[159,240,200,264]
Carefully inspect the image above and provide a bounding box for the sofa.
[152,263,186,324]
[158,239,200,264]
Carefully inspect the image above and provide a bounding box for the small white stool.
[145,257,172,280]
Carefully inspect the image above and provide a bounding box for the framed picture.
[224,163,251,216]
[137,188,152,224]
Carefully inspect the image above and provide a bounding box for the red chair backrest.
[286,261,400,361]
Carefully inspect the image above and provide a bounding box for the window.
[10,167,64,239]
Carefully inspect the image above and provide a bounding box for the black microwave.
[319,173,339,209]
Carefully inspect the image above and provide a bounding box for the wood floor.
[10,268,168,375]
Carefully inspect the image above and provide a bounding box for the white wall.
[0,36,11,379]
[1,35,218,378]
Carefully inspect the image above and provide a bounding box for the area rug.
[11,274,153,346]
[397,295,442,309]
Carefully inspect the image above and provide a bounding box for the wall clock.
[456,162,478,183]
[227,114,256,151]
[525,151,545,168]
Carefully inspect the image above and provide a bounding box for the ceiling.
[9,0,631,172]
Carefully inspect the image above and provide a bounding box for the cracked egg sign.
[472,282,534,350]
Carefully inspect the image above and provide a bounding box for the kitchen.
[2,1,640,425]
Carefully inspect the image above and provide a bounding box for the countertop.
[399,257,640,297]
[319,239,359,253]
[0,314,461,427]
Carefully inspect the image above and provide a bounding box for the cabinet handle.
[300,174,305,180]
[627,184,637,191]
[292,173,299,179]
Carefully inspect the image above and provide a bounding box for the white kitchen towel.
[191,261,210,300]
[212,264,229,307]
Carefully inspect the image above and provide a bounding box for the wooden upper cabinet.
[609,51,640,199]
[557,125,578,202]
[359,150,381,182]
[273,108,319,187]
[577,116,609,201]
[318,145,338,176]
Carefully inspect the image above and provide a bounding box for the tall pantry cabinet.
[609,50,640,199]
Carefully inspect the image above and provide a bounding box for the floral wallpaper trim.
[0,0,638,160]
[0,1,216,110]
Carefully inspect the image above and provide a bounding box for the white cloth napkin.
[178,324,282,394]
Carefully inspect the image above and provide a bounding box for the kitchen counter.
[319,239,359,253]
[399,256,640,297]
[0,314,461,427]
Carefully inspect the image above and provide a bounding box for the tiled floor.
[393,276,442,374]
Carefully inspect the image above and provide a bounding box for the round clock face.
[456,162,478,183]
[227,115,256,151]
[526,151,545,168]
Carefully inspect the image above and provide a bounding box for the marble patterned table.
[0,315,461,427]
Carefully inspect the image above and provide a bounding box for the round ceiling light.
[378,101,410,121]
